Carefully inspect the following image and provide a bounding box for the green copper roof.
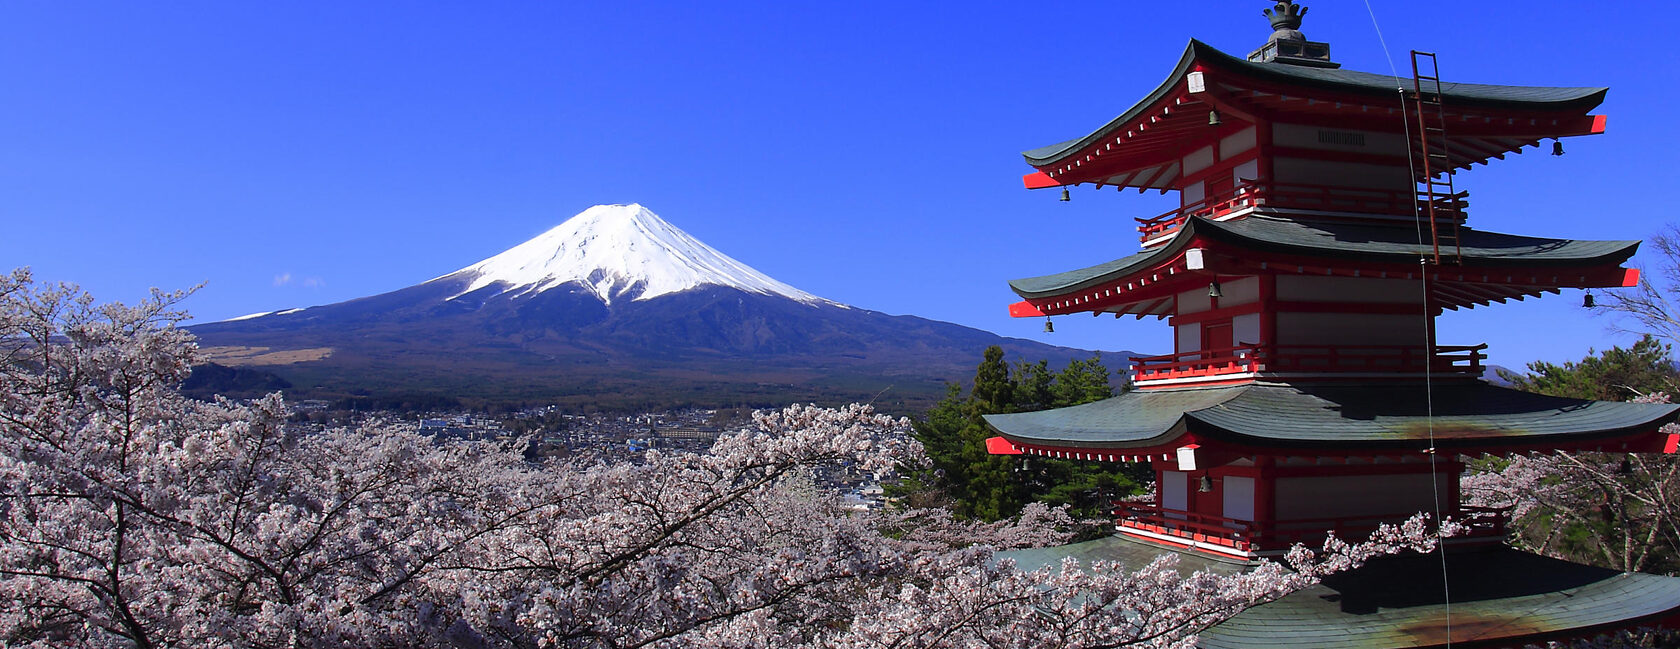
[983,382,1679,450]
[1205,547,1680,648]
[1007,216,1640,299]
[1023,40,1608,166]
[1003,533,1249,576]
[1003,537,1680,649]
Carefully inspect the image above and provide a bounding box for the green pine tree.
[902,346,1146,522]
[1500,334,1679,400]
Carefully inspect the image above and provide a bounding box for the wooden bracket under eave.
[1009,300,1046,318]
[1023,171,1061,190]
[986,436,1024,455]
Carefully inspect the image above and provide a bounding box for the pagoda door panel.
[1204,173,1233,204]
[1202,321,1233,352]
[1223,476,1256,522]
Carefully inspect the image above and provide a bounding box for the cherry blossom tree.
[0,269,1449,648]
[0,268,541,647]
[1463,407,1680,575]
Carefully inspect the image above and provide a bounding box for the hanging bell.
[1620,456,1634,475]
[1059,187,1071,202]
[1552,140,1565,156]
[1043,318,1054,333]
[1584,290,1596,308]
[1208,281,1223,298]
[1198,475,1214,492]
[1208,109,1222,126]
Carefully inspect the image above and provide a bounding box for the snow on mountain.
[435,204,838,307]
[219,307,304,323]
[224,310,274,322]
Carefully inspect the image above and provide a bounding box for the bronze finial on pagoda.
[1263,1,1308,41]
[1248,0,1334,67]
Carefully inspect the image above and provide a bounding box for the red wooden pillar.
[1443,458,1464,516]
[1254,456,1276,546]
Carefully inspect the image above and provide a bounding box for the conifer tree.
[1499,334,1679,400]
[908,347,1143,522]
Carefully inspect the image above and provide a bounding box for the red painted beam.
[986,436,1023,455]
[1622,268,1641,288]
[1008,300,1045,318]
[1023,171,1060,190]
[1590,114,1608,135]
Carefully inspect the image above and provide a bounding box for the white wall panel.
[1275,313,1419,346]
[1233,313,1261,345]
[1276,276,1425,304]
[1162,471,1188,513]
[1183,146,1215,176]
[1221,126,1258,159]
[1223,476,1256,521]
[1176,322,1202,354]
[1274,473,1448,520]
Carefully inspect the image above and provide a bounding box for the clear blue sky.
[4,1,1677,370]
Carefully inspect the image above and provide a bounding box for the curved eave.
[1021,41,1202,167]
[1194,217,1641,269]
[1022,39,1608,169]
[1192,39,1608,112]
[1202,547,1680,649]
[985,383,1680,453]
[1006,216,1640,301]
[1007,221,1204,299]
[983,384,1244,451]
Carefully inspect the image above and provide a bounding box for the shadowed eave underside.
[1022,40,1608,167]
[1006,216,1639,300]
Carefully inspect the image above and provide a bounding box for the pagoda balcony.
[1134,179,1468,246]
[1128,343,1487,386]
[1113,502,1509,556]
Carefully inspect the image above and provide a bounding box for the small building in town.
[986,3,1680,646]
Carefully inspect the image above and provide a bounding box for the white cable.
[1378,1,1455,642]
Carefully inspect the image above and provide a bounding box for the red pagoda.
[986,3,1680,646]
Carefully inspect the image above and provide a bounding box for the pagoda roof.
[1023,39,1608,168]
[1001,537,1680,648]
[983,381,1679,452]
[1007,215,1639,300]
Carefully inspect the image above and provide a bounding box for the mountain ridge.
[193,205,1134,411]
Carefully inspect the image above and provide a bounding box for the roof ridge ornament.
[1263,1,1307,39]
[1249,1,1338,68]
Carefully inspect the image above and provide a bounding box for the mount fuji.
[191,204,1121,410]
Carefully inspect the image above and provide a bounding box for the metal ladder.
[1410,51,1464,264]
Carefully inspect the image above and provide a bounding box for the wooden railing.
[1114,502,1508,553]
[1128,343,1486,383]
[1114,502,1259,551]
[1134,179,1469,243]
[1127,345,1264,383]
[1136,184,1266,240]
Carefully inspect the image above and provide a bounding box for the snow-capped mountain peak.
[438,204,836,306]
